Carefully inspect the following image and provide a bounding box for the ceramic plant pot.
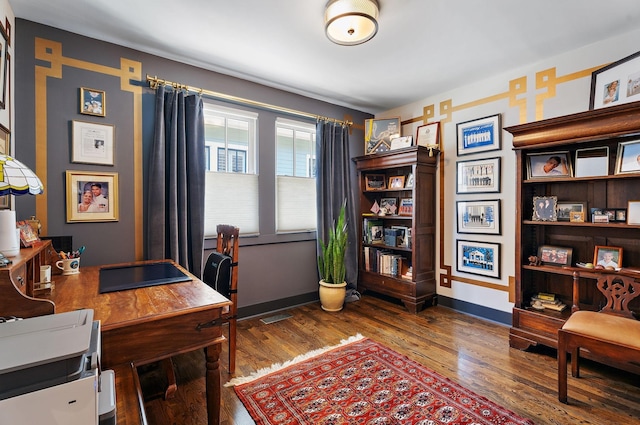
[319,279,347,312]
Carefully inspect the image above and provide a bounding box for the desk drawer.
[10,263,27,295]
[101,308,225,368]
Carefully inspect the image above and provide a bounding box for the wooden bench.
[558,273,640,403]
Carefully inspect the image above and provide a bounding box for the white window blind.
[276,176,317,233]
[204,172,259,237]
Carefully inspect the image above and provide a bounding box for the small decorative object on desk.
[16,220,40,247]
[56,246,85,275]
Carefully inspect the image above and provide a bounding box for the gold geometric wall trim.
[34,37,143,259]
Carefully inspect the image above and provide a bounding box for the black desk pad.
[99,262,192,293]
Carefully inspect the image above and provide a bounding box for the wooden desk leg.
[205,343,222,425]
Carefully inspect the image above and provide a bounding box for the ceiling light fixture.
[325,0,379,46]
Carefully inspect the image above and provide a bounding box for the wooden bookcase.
[353,146,438,313]
[505,101,640,354]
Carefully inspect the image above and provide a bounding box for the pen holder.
[56,258,81,275]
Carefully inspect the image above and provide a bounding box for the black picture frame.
[589,50,640,110]
[456,239,500,279]
[456,157,501,194]
[527,151,572,179]
[364,117,401,155]
[456,114,501,156]
[0,22,8,110]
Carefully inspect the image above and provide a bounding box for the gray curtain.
[316,121,358,292]
[147,85,206,277]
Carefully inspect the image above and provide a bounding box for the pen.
[59,251,67,259]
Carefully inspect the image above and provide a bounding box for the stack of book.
[530,292,567,312]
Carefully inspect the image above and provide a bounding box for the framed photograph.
[575,147,609,177]
[527,151,572,178]
[456,199,501,235]
[593,245,623,270]
[615,140,640,175]
[405,173,414,189]
[416,122,440,149]
[457,239,500,279]
[0,124,9,209]
[388,175,405,189]
[66,171,119,223]
[398,198,413,216]
[390,136,413,150]
[456,114,501,156]
[532,196,558,221]
[589,50,640,110]
[365,174,386,191]
[537,245,573,267]
[364,117,400,155]
[570,211,585,223]
[628,201,640,225]
[380,197,397,215]
[615,209,627,222]
[557,201,587,222]
[72,120,115,165]
[456,157,501,194]
[80,87,106,117]
[0,23,7,110]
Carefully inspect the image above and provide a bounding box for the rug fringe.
[225,333,365,387]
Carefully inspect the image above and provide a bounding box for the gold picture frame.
[66,170,119,222]
[79,87,106,117]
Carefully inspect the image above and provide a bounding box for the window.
[276,118,317,233]
[203,103,258,236]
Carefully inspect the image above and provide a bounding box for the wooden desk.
[39,260,231,425]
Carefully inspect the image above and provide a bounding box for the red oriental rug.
[227,335,535,425]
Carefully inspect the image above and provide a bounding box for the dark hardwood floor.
[139,294,640,424]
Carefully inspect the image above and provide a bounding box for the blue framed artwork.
[456,199,501,235]
[456,239,500,279]
[456,114,501,156]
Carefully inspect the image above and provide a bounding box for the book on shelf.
[536,292,556,301]
[530,296,567,312]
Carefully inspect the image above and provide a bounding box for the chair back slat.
[597,274,640,319]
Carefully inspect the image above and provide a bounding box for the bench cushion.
[562,310,640,349]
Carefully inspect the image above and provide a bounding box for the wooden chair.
[162,225,239,399]
[558,273,640,403]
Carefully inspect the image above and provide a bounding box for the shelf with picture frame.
[353,146,439,313]
[506,101,640,360]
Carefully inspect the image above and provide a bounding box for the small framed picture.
[456,199,501,235]
[457,239,500,279]
[589,50,640,110]
[527,151,572,178]
[456,114,501,156]
[628,201,640,225]
[557,201,587,222]
[365,174,386,191]
[570,211,585,223]
[615,209,627,222]
[72,120,115,165]
[537,245,573,267]
[416,122,440,149]
[380,198,397,215]
[615,140,640,175]
[364,117,400,155]
[532,196,558,221]
[456,157,501,194]
[66,170,119,223]
[593,245,623,269]
[405,173,414,189]
[388,175,405,189]
[390,136,413,150]
[398,198,413,216]
[79,87,106,117]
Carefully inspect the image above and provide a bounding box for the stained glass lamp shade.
[0,154,44,196]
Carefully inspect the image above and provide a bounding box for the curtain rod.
[146,75,352,126]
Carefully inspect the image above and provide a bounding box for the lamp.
[325,0,379,46]
[0,154,44,257]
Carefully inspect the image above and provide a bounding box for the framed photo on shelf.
[0,124,9,209]
[66,170,119,223]
[556,201,587,222]
[388,175,405,189]
[380,197,397,215]
[537,245,573,267]
[627,201,640,224]
[398,198,413,216]
[79,87,106,117]
[575,147,609,177]
[456,156,501,194]
[589,50,640,110]
[456,199,501,235]
[456,239,500,279]
[72,120,115,165]
[364,117,400,155]
[390,136,412,150]
[615,208,627,222]
[456,114,501,156]
[527,151,572,178]
[593,245,623,269]
[405,173,414,188]
[416,122,440,149]
[532,196,558,221]
[365,174,386,191]
[615,140,640,174]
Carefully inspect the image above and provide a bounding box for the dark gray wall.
[15,19,371,315]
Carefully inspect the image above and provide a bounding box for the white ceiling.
[9,0,640,114]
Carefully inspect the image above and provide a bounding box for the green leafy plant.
[318,200,348,284]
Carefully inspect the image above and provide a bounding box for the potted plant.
[317,200,348,311]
